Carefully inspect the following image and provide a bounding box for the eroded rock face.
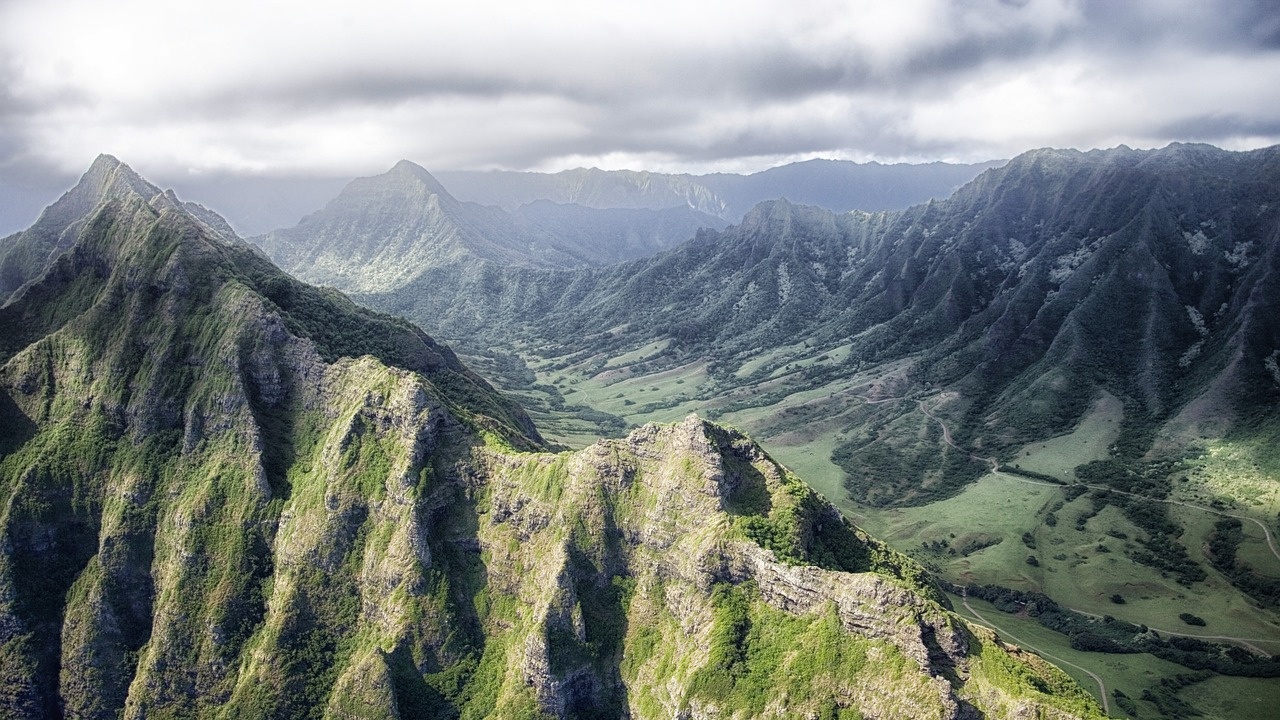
[462,416,980,720]
[0,158,1103,719]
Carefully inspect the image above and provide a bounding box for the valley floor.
[482,342,1280,720]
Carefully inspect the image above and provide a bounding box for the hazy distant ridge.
[435,158,1003,219]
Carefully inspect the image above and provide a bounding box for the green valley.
[247,143,1280,719]
[0,157,1109,718]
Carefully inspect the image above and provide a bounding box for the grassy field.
[767,391,1280,643]
[1010,393,1124,480]
[1182,437,1280,517]
[732,340,812,378]
[951,592,1280,719]
[1185,673,1280,720]
[844,448,1280,644]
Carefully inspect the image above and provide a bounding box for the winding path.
[958,590,1110,715]
[1065,607,1277,656]
[865,390,1280,566]
[854,388,1280,655]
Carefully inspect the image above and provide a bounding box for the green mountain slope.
[349,144,1280,506]
[0,160,1104,718]
[0,155,237,305]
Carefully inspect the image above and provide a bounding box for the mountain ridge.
[345,143,1280,505]
[0,157,1105,718]
[433,158,1003,221]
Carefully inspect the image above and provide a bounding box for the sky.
[2,0,1280,231]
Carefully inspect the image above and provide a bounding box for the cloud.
[0,0,1277,179]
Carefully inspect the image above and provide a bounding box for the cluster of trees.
[963,584,1280,677]
[837,436,986,507]
[1206,518,1280,609]
[1002,465,1065,484]
[1070,458,1207,585]
[1129,673,1212,720]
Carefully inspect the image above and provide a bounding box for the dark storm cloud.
[204,2,1081,114]
[1080,0,1280,51]
[187,69,617,117]
[0,0,1277,181]
[1157,114,1280,142]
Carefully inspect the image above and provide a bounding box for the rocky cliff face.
[0,158,1102,718]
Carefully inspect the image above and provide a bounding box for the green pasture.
[951,592,1280,720]
[1010,393,1123,480]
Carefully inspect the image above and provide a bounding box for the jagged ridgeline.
[0,157,1104,718]
[344,144,1280,506]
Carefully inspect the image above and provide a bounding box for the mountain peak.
[738,196,799,227]
[390,158,425,173]
[87,153,124,172]
[75,154,161,203]
[0,155,173,301]
[382,159,453,197]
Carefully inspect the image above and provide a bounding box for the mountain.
[0,159,1102,718]
[2,156,164,303]
[435,167,732,216]
[697,158,1008,220]
[434,158,1003,220]
[0,155,246,307]
[253,160,723,293]
[509,200,729,265]
[336,145,1280,718]
[252,159,559,294]
[356,143,1280,505]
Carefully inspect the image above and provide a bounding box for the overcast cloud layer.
[2,0,1279,195]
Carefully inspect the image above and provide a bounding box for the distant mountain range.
[0,157,998,240]
[435,158,1003,220]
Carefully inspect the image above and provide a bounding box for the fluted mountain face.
[0,159,1101,718]
[359,144,1280,504]
[253,160,723,294]
[508,200,729,265]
